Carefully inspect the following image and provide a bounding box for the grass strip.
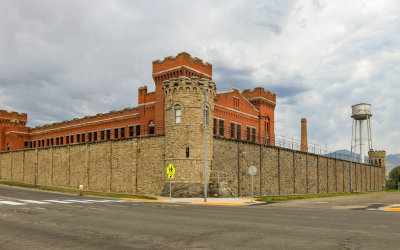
[0,180,156,200]
[256,189,400,202]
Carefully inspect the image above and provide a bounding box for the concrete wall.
[0,136,166,195]
[212,137,385,197]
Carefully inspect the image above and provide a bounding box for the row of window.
[24,125,148,149]
[213,119,256,142]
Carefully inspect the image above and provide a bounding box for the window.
[230,123,235,138]
[60,137,63,145]
[70,135,74,144]
[38,140,41,147]
[246,127,250,141]
[186,147,190,158]
[213,119,217,135]
[379,159,382,166]
[136,125,140,136]
[129,126,134,137]
[30,141,32,148]
[56,138,59,145]
[252,128,256,142]
[204,106,208,125]
[149,121,155,135]
[47,139,49,146]
[66,136,69,144]
[114,128,119,139]
[24,141,28,148]
[237,124,241,140]
[81,133,85,143]
[42,139,44,147]
[94,131,97,141]
[33,141,36,148]
[51,138,54,146]
[88,132,92,142]
[77,134,80,143]
[175,105,182,124]
[107,130,111,140]
[121,127,125,138]
[233,97,239,108]
[101,130,105,140]
[219,120,224,136]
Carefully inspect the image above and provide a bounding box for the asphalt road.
[0,185,399,249]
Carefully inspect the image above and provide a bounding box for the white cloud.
[1,0,400,154]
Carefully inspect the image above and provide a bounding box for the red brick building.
[0,52,276,152]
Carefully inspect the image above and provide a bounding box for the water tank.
[351,103,372,120]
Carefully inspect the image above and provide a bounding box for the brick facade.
[0,52,275,152]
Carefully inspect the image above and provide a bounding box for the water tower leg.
[360,120,364,163]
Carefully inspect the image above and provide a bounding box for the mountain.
[326,149,400,175]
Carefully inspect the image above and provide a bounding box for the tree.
[387,166,400,189]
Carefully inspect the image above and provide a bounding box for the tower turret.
[162,76,216,197]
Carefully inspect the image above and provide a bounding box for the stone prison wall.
[0,136,167,195]
[211,137,385,197]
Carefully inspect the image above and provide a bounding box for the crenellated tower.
[162,76,216,197]
[0,110,28,151]
[152,52,212,134]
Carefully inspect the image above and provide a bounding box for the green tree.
[387,166,400,189]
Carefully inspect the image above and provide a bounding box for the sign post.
[167,164,175,201]
[248,166,257,202]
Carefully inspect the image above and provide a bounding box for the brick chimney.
[301,118,307,152]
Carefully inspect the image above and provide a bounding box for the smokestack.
[301,118,307,152]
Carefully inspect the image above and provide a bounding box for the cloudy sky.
[1,0,399,154]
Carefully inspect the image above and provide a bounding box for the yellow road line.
[384,204,400,212]
[188,202,249,206]
[0,195,23,201]
[122,198,171,203]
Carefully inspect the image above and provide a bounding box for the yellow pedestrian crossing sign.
[168,174,174,179]
[167,164,175,175]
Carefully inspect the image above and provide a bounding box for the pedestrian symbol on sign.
[167,164,175,175]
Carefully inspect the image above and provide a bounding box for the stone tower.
[162,76,216,197]
[368,150,386,190]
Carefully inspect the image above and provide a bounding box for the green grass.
[256,189,400,202]
[0,180,157,200]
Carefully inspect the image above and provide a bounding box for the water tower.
[351,103,373,163]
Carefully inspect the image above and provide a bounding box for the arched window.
[204,106,209,125]
[175,105,181,124]
[149,121,155,135]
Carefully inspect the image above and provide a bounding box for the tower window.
[175,105,182,124]
[204,106,208,125]
[186,147,190,158]
[149,121,155,135]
